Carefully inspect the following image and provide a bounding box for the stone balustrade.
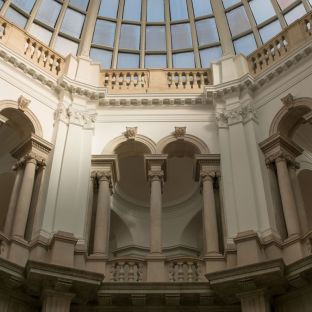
[109,259,145,282]
[0,17,64,77]
[167,258,203,282]
[100,68,211,93]
[102,70,149,90]
[248,11,312,75]
[166,69,211,89]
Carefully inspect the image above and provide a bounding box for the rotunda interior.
[0,0,311,311]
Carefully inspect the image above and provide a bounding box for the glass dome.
[1,0,311,69]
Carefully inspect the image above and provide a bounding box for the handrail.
[248,10,312,76]
[0,16,65,77]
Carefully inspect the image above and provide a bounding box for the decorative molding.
[259,134,303,166]
[195,154,221,183]
[54,104,97,129]
[0,113,8,126]
[10,133,53,164]
[17,95,30,111]
[216,103,257,127]
[124,126,138,140]
[281,93,294,110]
[91,155,119,187]
[173,126,186,139]
[144,154,168,191]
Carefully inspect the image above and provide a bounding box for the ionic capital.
[200,170,219,183]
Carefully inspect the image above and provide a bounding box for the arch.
[156,134,210,154]
[102,134,157,154]
[0,100,43,137]
[269,97,312,137]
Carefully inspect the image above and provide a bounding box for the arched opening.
[162,140,199,205]
[114,140,151,206]
[298,170,312,229]
[0,108,35,231]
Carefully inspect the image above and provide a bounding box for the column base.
[239,289,270,312]
[8,236,29,266]
[41,289,75,312]
[203,253,226,273]
[146,254,166,282]
[49,231,78,267]
[86,254,107,276]
[234,230,264,265]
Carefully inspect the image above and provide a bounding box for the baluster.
[138,263,144,282]
[187,262,193,282]
[24,39,31,56]
[104,73,109,87]
[128,262,134,282]
[168,72,173,87]
[196,263,202,281]
[110,264,116,281]
[111,73,116,88]
[141,73,145,87]
[168,263,174,282]
[133,73,138,86]
[178,72,183,88]
[177,261,184,282]
[118,262,125,282]
[185,72,190,88]
[130,72,134,87]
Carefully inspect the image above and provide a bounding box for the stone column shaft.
[93,172,111,255]
[4,164,23,235]
[240,290,270,312]
[42,290,74,312]
[275,157,300,236]
[202,172,219,254]
[149,173,163,254]
[12,156,37,238]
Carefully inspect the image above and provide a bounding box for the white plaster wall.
[92,106,219,154]
[0,61,58,142]
[255,57,312,141]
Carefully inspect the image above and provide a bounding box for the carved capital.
[200,170,218,182]
[281,93,294,110]
[174,126,186,139]
[195,154,221,182]
[216,104,257,127]
[11,134,53,164]
[17,95,31,111]
[91,170,113,194]
[148,170,164,182]
[124,127,138,140]
[260,134,303,167]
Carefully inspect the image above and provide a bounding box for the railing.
[166,69,210,89]
[102,70,149,90]
[0,17,64,77]
[248,10,312,76]
[108,259,146,282]
[167,258,203,282]
[100,68,212,93]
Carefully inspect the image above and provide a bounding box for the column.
[145,155,167,255]
[31,162,47,239]
[93,170,112,255]
[201,170,219,254]
[4,161,24,236]
[91,155,118,256]
[196,155,221,255]
[240,290,270,312]
[149,170,164,254]
[42,290,74,312]
[11,155,37,238]
[275,156,300,236]
[260,134,303,238]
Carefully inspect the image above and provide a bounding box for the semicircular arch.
[156,134,210,154]
[269,97,312,137]
[102,134,157,154]
[0,100,43,137]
